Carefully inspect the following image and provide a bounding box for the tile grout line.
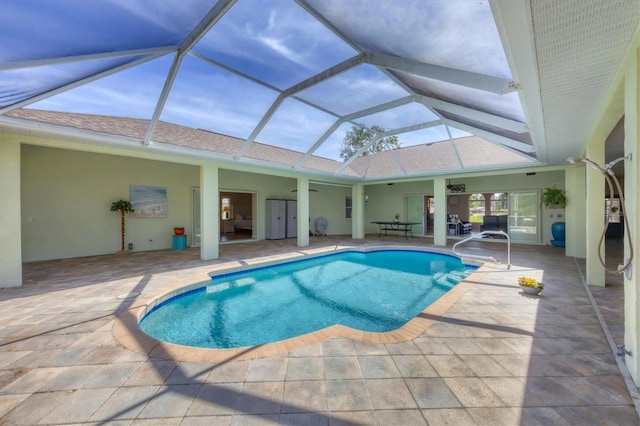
[572,256,640,418]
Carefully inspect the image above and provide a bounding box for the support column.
[0,140,22,288]
[352,183,365,239]
[565,165,587,258]
[433,177,447,246]
[297,177,309,247]
[200,164,219,260]
[624,46,640,384]
[585,142,606,286]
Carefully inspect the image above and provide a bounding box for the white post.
[433,177,447,246]
[0,140,22,288]
[565,165,586,258]
[623,45,640,385]
[352,183,365,239]
[297,177,309,247]
[585,141,606,286]
[200,164,219,260]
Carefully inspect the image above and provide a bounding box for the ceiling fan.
[446,180,465,193]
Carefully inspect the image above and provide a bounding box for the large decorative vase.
[550,221,565,247]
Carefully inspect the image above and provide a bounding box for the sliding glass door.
[508,191,538,243]
[406,195,425,236]
[192,187,201,246]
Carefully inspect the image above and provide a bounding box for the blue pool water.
[139,250,475,348]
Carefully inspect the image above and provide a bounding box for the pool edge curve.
[112,245,486,363]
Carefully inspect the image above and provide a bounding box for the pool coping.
[112,245,487,363]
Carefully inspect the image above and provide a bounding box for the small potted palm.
[110,200,134,252]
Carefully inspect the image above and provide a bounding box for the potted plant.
[518,276,544,295]
[394,213,400,223]
[541,186,567,247]
[174,227,185,235]
[110,200,134,252]
[541,186,567,209]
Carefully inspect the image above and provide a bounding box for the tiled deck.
[1,236,638,425]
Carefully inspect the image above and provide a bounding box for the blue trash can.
[172,234,187,250]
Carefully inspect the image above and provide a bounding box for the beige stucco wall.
[20,145,356,261]
[363,180,434,234]
[20,142,573,262]
[21,144,199,261]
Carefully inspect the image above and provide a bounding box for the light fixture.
[567,154,633,278]
[364,195,369,206]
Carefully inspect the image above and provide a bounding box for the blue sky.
[0,0,516,161]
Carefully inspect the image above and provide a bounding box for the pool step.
[434,269,474,286]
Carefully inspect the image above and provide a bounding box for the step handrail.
[452,231,511,269]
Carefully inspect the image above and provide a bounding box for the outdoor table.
[371,221,420,239]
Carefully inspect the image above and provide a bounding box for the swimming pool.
[139,249,475,349]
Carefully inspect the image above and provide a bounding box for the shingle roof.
[6,108,534,180]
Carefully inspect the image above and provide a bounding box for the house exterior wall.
[21,144,198,261]
[218,169,353,239]
[19,145,356,261]
[17,141,572,263]
[363,171,566,245]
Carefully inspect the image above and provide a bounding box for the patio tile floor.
[1,235,638,425]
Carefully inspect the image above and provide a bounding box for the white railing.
[452,231,511,269]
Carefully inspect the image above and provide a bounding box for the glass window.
[468,193,485,225]
[508,191,538,243]
[345,196,352,219]
[490,192,509,215]
[221,197,231,220]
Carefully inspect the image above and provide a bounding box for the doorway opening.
[405,195,433,236]
[220,191,257,242]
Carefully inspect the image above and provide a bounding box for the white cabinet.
[286,200,297,238]
[265,199,297,239]
[265,199,286,239]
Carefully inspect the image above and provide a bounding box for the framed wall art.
[130,185,167,218]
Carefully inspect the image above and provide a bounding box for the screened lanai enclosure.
[2,0,640,253]
[1,0,536,178]
[0,0,620,179]
[1,0,640,251]
[3,0,638,180]
[6,0,640,398]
